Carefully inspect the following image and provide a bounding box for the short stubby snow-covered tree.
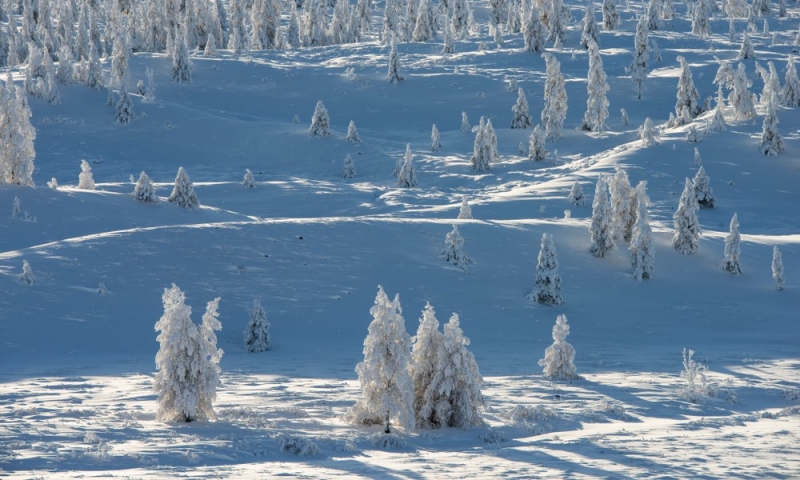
[458,196,473,219]
[342,154,356,179]
[692,166,715,209]
[760,100,784,156]
[721,213,743,275]
[568,181,586,206]
[589,176,615,257]
[511,88,532,129]
[244,298,271,352]
[309,100,331,136]
[169,167,200,208]
[539,314,578,380]
[397,144,418,188]
[442,224,473,269]
[347,286,415,432]
[410,302,444,429]
[19,259,35,285]
[675,56,702,119]
[639,117,660,146]
[528,124,548,161]
[78,159,95,190]
[242,169,256,188]
[133,171,158,203]
[673,178,702,255]
[529,233,564,306]
[345,120,361,143]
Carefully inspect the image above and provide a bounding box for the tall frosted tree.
[692,166,715,209]
[451,0,471,39]
[398,144,418,187]
[342,154,356,179]
[197,297,224,421]
[538,314,578,380]
[760,99,784,156]
[0,83,36,186]
[169,167,200,208]
[781,55,800,107]
[242,169,256,188]
[244,298,271,352]
[348,286,415,432]
[345,120,360,143]
[171,27,193,83]
[580,4,599,49]
[589,176,615,257]
[522,7,545,53]
[582,39,610,133]
[133,171,158,203]
[387,37,404,83]
[511,88,532,128]
[631,16,649,99]
[309,100,331,136]
[629,181,654,280]
[691,0,712,39]
[721,213,742,274]
[602,0,619,30]
[542,53,567,141]
[568,181,586,206]
[412,0,434,42]
[673,178,701,255]
[738,32,755,60]
[772,246,784,291]
[528,124,547,161]
[442,224,473,269]
[410,302,444,429]
[729,63,756,119]
[610,168,635,242]
[431,124,441,152]
[470,117,492,173]
[639,117,659,146]
[78,159,95,190]
[675,56,702,119]
[529,233,564,305]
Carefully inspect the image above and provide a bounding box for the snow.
[2,1,800,478]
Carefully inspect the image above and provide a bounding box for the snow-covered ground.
[2,1,800,477]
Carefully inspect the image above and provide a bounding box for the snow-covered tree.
[752,0,770,17]
[621,108,629,125]
[461,111,471,133]
[708,102,727,132]
[470,117,492,173]
[639,117,659,146]
[729,63,757,119]
[412,0,434,42]
[342,154,356,179]
[523,7,546,53]
[589,176,615,257]
[204,32,218,56]
[610,168,635,242]
[0,83,36,187]
[133,171,159,203]
[538,314,578,380]
[529,233,563,305]
[629,181,654,280]
[760,99,784,156]
[602,0,620,30]
[346,120,361,143]
[244,299,271,352]
[686,125,700,143]
[19,259,35,285]
[442,18,455,54]
[197,297,223,421]
[242,169,256,188]
[631,16,649,99]
[387,37,404,84]
[645,0,660,30]
[721,213,742,274]
[511,88,532,129]
[78,159,95,190]
[458,196,473,219]
[542,53,568,141]
[169,167,200,208]
[546,0,568,45]
[738,31,755,60]
[692,166,715,209]
[528,124,548,161]
[580,4,600,49]
[410,302,444,429]
[691,0,712,39]
[431,124,441,152]
[11,196,20,218]
[115,78,136,124]
[171,27,193,83]
[442,224,473,269]
[582,39,610,133]
[772,245,784,290]
[675,56,702,119]
[309,100,331,136]
[398,144,418,187]
[348,286,415,432]
[781,55,800,107]
[568,181,586,206]
[451,0,471,39]
[673,178,701,255]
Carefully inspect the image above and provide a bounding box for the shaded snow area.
[2,0,800,477]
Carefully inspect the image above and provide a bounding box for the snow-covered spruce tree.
[387,37,404,84]
[756,62,781,108]
[0,83,36,187]
[542,53,568,141]
[204,32,218,57]
[528,124,548,161]
[675,56,702,119]
[582,39,610,133]
[538,314,578,380]
[398,144,418,188]
[461,111,470,133]
[729,63,757,120]
[721,213,743,274]
[602,0,620,31]
[410,302,444,429]
[645,0,660,31]
[568,181,586,206]
[673,178,702,255]
[348,286,415,432]
[425,313,484,428]
[56,45,75,85]
[309,100,331,136]
[752,0,770,17]
[589,176,615,257]
[546,0,568,45]
[451,0,471,39]
[342,154,356,179]
[442,18,455,54]
[610,168,635,242]
[708,102,727,132]
[621,108,629,125]
[738,31,755,60]
[442,224,473,269]
[11,196,20,218]
[523,7,546,53]
[639,117,659,146]
[171,27,193,83]
[529,233,564,306]
[484,119,499,164]
[197,297,223,421]
[772,245,784,290]
[431,124,441,152]
[580,4,600,49]
[115,76,136,124]
[458,196,473,219]
[412,0,434,42]
[242,168,256,188]
[346,120,360,143]
[470,117,491,173]
[631,16,649,100]
[630,181,654,280]
[760,99,784,156]
[78,159,95,190]
[686,125,700,143]
[244,298,271,352]
[169,167,200,208]
[133,171,159,203]
[782,55,800,107]
[19,259,35,285]
[691,0,712,39]
[511,88,532,129]
[692,166,715,209]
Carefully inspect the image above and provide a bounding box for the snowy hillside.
[2,0,800,477]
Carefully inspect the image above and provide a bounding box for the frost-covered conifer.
[133,171,159,203]
[610,168,635,242]
[602,0,620,30]
[631,16,649,99]
[451,0,471,39]
[542,53,568,141]
[19,259,35,285]
[387,37,404,84]
[398,144,418,187]
[582,40,610,133]
[708,103,727,132]
[197,297,223,421]
[511,88,532,129]
[169,166,200,208]
[630,181,654,280]
[346,120,360,143]
[760,99,784,156]
[621,108,629,125]
[639,117,659,146]
[756,62,781,107]
[171,27,193,83]
[348,286,415,432]
[78,159,95,190]
[442,224,473,269]
[650,39,662,63]
[244,299,271,352]
[772,246,784,290]
[686,125,700,143]
[738,31,755,60]
[309,100,331,136]
[242,168,256,188]
[461,111,470,133]
[470,117,491,173]
[694,148,703,166]
[458,196,473,219]
[529,233,563,305]
[1,83,37,187]
[412,0,434,42]
[538,314,578,380]
[431,124,441,152]
[568,181,586,206]
[676,56,702,119]
[729,63,757,119]
[692,166,715,209]
[673,178,702,254]
[442,19,455,54]
[580,4,600,49]
[781,55,800,107]
[752,0,770,17]
[115,79,136,124]
[56,45,75,84]
[410,302,444,428]
[342,154,356,179]
[11,196,20,218]
[721,213,743,274]
[546,0,568,44]
[645,0,660,30]
[528,124,548,161]
[692,0,712,38]
[523,7,546,53]
[228,0,247,52]
[204,32,218,56]
[589,176,615,257]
